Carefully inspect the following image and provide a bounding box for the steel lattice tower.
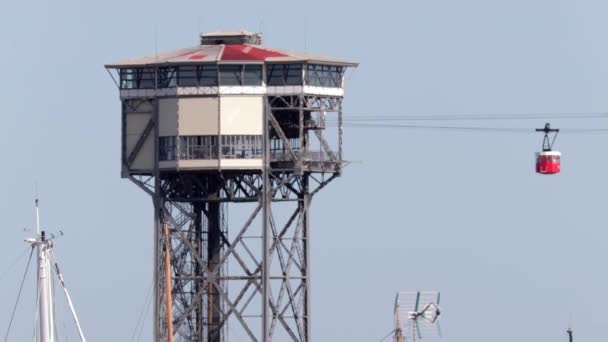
[106,31,357,341]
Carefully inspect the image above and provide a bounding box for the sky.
[2,0,608,341]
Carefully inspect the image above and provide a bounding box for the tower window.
[243,65,263,85]
[219,65,263,86]
[267,64,303,86]
[199,65,218,86]
[119,68,156,89]
[159,136,177,161]
[305,64,343,88]
[177,66,199,86]
[219,65,242,86]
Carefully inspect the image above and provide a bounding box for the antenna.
[34,183,41,236]
[395,291,442,341]
[259,20,264,40]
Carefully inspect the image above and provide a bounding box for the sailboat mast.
[35,199,55,342]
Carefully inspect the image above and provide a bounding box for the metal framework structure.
[124,90,344,341]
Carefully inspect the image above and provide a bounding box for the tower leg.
[207,199,222,342]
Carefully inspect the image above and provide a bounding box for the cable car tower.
[535,123,561,175]
[105,31,357,341]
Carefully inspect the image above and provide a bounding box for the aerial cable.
[326,122,608,134]
[4,246,35,342]
[327,112,608,122]
[330,123,532,132]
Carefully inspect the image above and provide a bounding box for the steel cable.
[4,246,35,342]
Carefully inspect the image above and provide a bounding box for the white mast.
[26,198,87,342]
[31,199,55,342]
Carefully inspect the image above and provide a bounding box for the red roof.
[221,44,286,60]
[106,44,357,68]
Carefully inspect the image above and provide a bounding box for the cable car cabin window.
[305,64,343,88]
[177,66,198,87]
[199,65,218,86]
[266,64,303,86]
[219,65,242,86]
[243,65,263,86]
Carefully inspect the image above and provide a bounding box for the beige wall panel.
[219,96,263,135]
[220,159,263,169]
[125,113,154,172]
[178,159,220,170]
[126,133,154,171]
[177,98,219,135]
[159,98,178,136]
[126,112,151,136]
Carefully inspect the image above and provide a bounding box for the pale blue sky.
[2,0,608,341]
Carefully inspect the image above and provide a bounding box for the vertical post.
[164,223,174,342]
[207,188,222,342]
[299,95,304,173]
[153,90,161,342]
[302,175,311,341]
[193,203,204,341]
[338,106,343,174]
[395,303,403,342]
[262,99,271,341]
[37,233,55,342]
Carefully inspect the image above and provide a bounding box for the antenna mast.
[32,198,55,342]
[28,198,87,342]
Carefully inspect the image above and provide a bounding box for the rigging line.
[50,252,87,342]
[0,247,31,282]
[378,328,397,342]
[131,280,154,342]
[4,246,35,342]
[135,290,153,342]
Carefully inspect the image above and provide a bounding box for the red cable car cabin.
[535,150,561,174]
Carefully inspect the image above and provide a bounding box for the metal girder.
[127,91,345,342]
[267,109,298,162]
[147,170,326,342]
[312,130,337,161]
[268,95,342,112]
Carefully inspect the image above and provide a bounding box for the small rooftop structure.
[200,30,262,45]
